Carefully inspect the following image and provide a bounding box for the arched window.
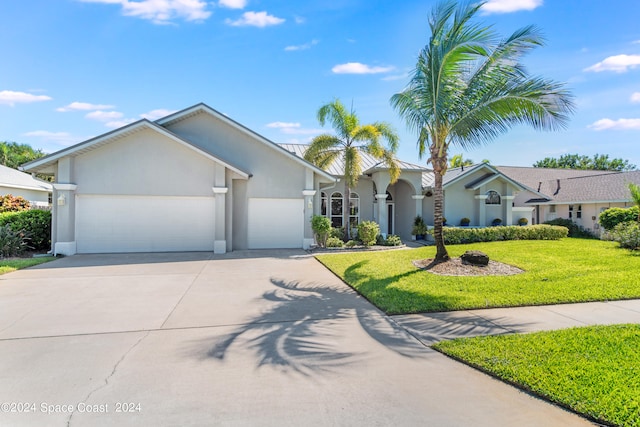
[321,191,360,228]
[485,190,501,205]
[349,192,360,228]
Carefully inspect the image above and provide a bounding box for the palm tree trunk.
[433,165,450,262]
[344,181,351,240]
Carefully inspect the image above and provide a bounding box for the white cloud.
[225,11,284,27]
[331,62,394,75]
[139,108,176,120]
[267,122,300,129]
[23,130,80,146]
[0,90,52,106]
[284,39,318,52]
[382,71,410,82]
[294,16,305,24]
[584,54,640,73]
[266,122,323,135]
[77,0,211,24]
[56,101,115,112]
[219,0,246,9]
[105,118,137,128]
[85,110,124,121]
[588,118,640,131]
[631,93,640,103]
[633,40,640,45]
[481,0,543,14]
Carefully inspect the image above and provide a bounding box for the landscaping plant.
[311,215,331,248]
[357,221,379,246]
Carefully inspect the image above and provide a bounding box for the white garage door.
[247,198,304,249]
[76,195,216,253]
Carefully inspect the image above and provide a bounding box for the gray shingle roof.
[496,166,640,204]
[279,144,429,177]
[0,164,51,192]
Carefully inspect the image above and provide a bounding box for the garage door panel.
[248,198,303,249]
[76,196,215,253]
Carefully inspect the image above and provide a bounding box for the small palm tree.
[304,99,400,240]
[629,183,640,222]
[450,154,473,168]
[391,0,574,262]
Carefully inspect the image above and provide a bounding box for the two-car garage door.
[76,195,216,253]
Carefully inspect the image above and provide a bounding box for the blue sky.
[2,0,640,168]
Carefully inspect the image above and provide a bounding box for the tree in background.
[449,154,473,168]
[391,0,574,262]
[533,153,636,171]
[0,142,45,169]
[304,99,400,240]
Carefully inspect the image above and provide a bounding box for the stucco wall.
[0,186,49,204]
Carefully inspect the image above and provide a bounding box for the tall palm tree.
[390,0,574,262]
[304,99,400,240]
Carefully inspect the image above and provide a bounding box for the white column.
[504,195,515,226]
[375,193,389,235]
[411,194,425,219]
[302,189,316,249]
[212,187,228,254]
[475,194,488,226]
[52,183,77,255]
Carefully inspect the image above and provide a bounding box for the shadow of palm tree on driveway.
[205,277,429,376]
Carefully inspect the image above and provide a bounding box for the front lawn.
[316,239,640,314]
[0,256,56,275]
[433,325,640,427]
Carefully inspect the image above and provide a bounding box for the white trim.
[503,195,516,200]
[302,189,317,196]
[54,241,76,256]
[375,193,389,200]
[0,183,51,192]
[411,195,425,200]
[212,187,228,194]
[53,183,78,191]
[474,195,489,200]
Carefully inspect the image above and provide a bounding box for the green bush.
[326,237,344,248]
[311,215,331,248]
[491,218,502,226]
[518,217,529,226]
[345,240,358,248]
[0,194,30,213]
[412,215,428,236]
[0,210,51,250]
[357,221,380,246]
[329,227,345,241]
[599,206,639,231]
[442,224,567,245]
[544,218,596,238]
[383,235,402,246]
[0,224,30,257]
[611,221,640,250]
[460,217,470,226]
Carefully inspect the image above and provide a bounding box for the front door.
[387,203,395,235]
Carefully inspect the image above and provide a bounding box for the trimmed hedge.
[0,210,51,251]
[599,206,639,231]
[544,218,596,238]
[441,224,568,245]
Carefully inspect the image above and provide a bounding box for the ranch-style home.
[20,103,639,254]
[0,164,52,208]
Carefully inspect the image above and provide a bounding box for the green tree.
[533,153,636,171]
[0,141,45,169]
[304,99,400,240]
[449,154,473,168]
[390,0,574,262]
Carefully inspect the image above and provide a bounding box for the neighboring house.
[282,146,532,240]
[22,103,336,255]
[497,166,640,235]
[0,164,51,208]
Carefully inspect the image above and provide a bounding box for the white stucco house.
[0,164,51,208]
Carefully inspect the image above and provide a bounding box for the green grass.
[0,256,56,274]
[433,325,640,427]
[316,238,640,314]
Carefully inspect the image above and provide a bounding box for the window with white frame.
[321,192,360,228]
[349,193,360,228]
[485,190,501,205]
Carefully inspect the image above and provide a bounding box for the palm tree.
[304,99,400,240]
[390,0,574,262]
[450,154,473,168]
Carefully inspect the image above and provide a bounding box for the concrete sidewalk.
[393,299,640,345]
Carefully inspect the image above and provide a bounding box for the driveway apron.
[0,251,593,426]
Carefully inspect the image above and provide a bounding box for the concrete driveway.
[0,251,593,426]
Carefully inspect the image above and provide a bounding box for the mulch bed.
[413,257,524,276]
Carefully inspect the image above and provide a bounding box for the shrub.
[611,221,640,250]
[0,224,30,257]
[599,206,639,231]
[491,218,502,226]
[442,225,567,245]
[0,210,51,250]
[345,240,358,248]
[329,227,345,241]
[518,217,529,226]
[544,218,596,239]
[357,221,379,246]
[326,237,344,248]
[412,216,428,236]
[311,215,331,248]
[460,217,470,226]
[0,194,30,213]
[383,235,402,246]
